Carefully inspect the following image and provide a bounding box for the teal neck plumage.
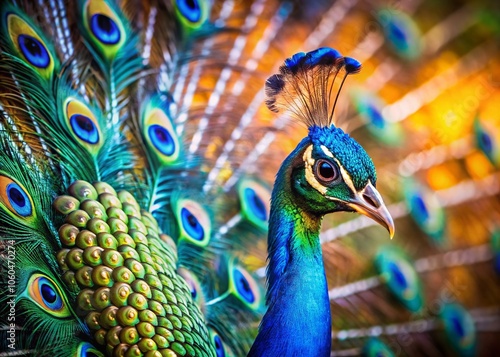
[248,138,331,356]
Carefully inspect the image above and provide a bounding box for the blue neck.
[249,139,331,356]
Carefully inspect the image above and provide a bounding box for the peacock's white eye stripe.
[303,145,327,195]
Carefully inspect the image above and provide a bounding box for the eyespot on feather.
[173,0,211,36]
[175,199,211,247]
[81,0,127,60]
[213,333,226,357]
[22,273,71,318]
[75,342,104,357]
[209,329,235,357]
[403,178,446,245]
[176,0,202,23]
[237,179,270,229]
[64,97,104,154]
[3,9,58,80]
[0,174,36,222]
[377,8,422,60]
[474,116,500,168]
[375,247,423,312]
[226,260,262,310]
[142,106,181,165]
[439,303,476,357]
[351,89,404,146]
[177,267,206,312]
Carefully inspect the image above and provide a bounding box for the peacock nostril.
[363,193,380,208]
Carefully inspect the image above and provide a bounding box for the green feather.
[403,177,446,245]
[375,246,423,312]
[77,0,144,126]
[0,3,60,81]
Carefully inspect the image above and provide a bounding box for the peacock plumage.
[0,0,499,357]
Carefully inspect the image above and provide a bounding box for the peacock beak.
[346,182,395,238]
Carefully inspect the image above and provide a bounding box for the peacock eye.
[23,273,71,318]
[0,175,35,219]
[314,159,339,184]
[77,342,104,357]
[18,34,50,68]
[70,114,99,144]
[213,334,226,357]
[176,0,202,23]
[233,267,255,304]
[90,13,120,45]
[228,263,261,310]
[243,187,267,221]
[181,207,204,241]
[149,124,176,156]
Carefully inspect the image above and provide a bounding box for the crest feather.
[264,47,361,127]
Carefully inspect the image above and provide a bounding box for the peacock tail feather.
[1,0,499,356]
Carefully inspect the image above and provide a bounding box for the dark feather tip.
[283,48,344,75]
[284,52,307,74]
[265,74,286,95]
[304,47,342,67]
[344,57,362,74]
[265,99,279,112]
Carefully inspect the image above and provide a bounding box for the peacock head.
[294,125,393,236]
[266,47,394,237]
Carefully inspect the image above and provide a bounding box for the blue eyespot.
[90,14,120,45]
[388,262,407,290]
[7,182,32,217]
[343,57,362,74]
[181,207,204,241]
[244,187,267,221]
[149,124,176,156]
[234,268,255,304]
[190,284,197,299]
[479,131,493,154]
[213,334,226,357]
[17,34,50,68]
[176,0,202,23]
[450,315,465,338]
[440,304,476,356]
[78,342,103,357]
[388,20,409,48]
[410,194,429,222]
[375,248,422,312]
[70,114,99,144]
[39,277,63,311]
[379,10,421,60]
[367,104,385,129]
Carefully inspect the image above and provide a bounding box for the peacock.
[1,0,500,357]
